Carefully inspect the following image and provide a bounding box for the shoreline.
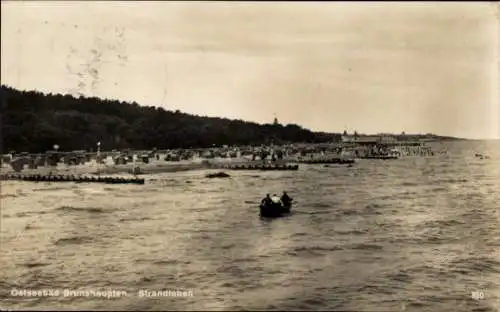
[0,158,289,176]
[0,162,210,176]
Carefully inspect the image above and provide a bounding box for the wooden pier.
[297,158,355,165]
[0,173,145,185]
[209,163,299,171]
[359,155,399,160]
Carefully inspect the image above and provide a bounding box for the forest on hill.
[1,85,341,153]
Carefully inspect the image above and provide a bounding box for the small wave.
[0,194,18,198]
[139,276,153,283]
[460,209,488,219]
[232,258,258,264]
[421,233,449,244]
[378,191,419,201]
[262,304,281,311]
[449,256,500,274]
[430,186,448,192]
[432,178,469,184]
[15,211,49,217]
[215,265,245,275]
[468,307,498,312]
[341,209,359,216]
[152,259,191,265]
[21,262,50,268]
[385,270,413,283]
[304,209,330,215]
[221,243,235,250]
[310,202,331,209]
[418,219,466,228]
[407,300,428,308]
[339,207,382,216]
[296,298,325,309]
[118,217,152,222]
[377,194,394,201]
[348,243,383,250]
[366,203,384,209]
[55,206,107,213]
[401,181,419,187]
[219,281,236,288]
[357,283,395,295]
[335,229,368,235]
[364,203,384,215]
[24,223,38,230]
[287,245,343,256]
[54,236,94,245]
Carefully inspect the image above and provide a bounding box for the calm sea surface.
[1,140,499,311]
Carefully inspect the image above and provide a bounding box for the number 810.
[471,291,485,300]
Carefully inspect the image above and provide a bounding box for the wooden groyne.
[359,155,399,160]
[0,174,145,185]
[297,158,355,165]
[210,163,299,171]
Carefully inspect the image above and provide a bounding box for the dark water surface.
[1,141,499,311]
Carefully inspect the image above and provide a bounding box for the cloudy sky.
[2,1,499,139]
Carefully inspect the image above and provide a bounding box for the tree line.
[1,85,341,153]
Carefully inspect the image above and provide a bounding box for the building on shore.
[340,133,434,157]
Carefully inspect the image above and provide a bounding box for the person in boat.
[261,194,272,206]
[280,191,292,206]
[271,194,280,204]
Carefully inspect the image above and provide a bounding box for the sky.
[1,1,499,139]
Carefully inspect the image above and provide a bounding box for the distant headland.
[0,85,465,153]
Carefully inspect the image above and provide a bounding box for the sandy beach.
[0,161,208,176]
[0,157,280,176]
